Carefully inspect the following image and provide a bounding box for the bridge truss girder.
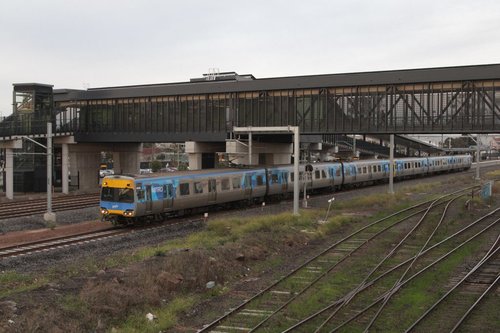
[312,80,500,134]
[238,80,500,135]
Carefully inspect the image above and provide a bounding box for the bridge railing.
[0,112,77,139]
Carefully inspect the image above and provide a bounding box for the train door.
[281,171,288,193]
[382,163,389,177]
[349,165,357,181]
[208,178,217,203]
[244,174,253,198]
[163,184,174,210]
[145,184,153,213]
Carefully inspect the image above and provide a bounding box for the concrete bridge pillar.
[111,143,142,174]
[62,143,69,194]
[67,143,142,191]
[185,141,225,170]
[5,148,13,199]
[226,140,292,166]
[55,136,76,194]
[68,144,102,191]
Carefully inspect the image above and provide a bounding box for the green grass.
[134,211,323,260]
[374,238,483,331]
[485,170,500,178]
[317,215,359,235]
[400,181,440,193]
[0,271,47,298]
[115,296,196,333]
[60,294,90,315]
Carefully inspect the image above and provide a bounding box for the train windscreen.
[101,187,135,203]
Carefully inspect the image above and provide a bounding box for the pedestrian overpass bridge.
[1,64,499,198]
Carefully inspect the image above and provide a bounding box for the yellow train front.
[100,175,137,224]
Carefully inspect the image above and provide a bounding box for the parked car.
[99,169,115,178]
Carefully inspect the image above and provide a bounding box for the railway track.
[0,227,123,259]
[0,217,205,260]
[198,184,499,332]
[405,235,499,333]
[0,193,99,219]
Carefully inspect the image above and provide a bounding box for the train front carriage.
[100,175,137,223]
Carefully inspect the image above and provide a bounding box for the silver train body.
[100,155,472,223]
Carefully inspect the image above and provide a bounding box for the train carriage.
[267,167,290,197]
[394,157,428,178]
[309,163,341,190]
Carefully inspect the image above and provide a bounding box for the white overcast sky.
[1,0,499,116]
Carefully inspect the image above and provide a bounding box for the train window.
[180,183,190,196]
[221,178,230,191]
[336,169,341,177]
[256,175,264,186]
[136,189,145,201]
[322,170,327,178]
[315,170,320,179]
[357,167,361,174]
[363,167,367,174]
[194,182,203,194]
[232,177,241,189]
[101,187,114,201]
[290,172,294,182]
[345,168,350,176]
[209,179,216,192]
[245,175,252,188]
[378,165,381,172]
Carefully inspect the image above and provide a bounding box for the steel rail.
[315,192,465,333]
[0,228,128,259]
[405,235,500,333]
[284,207,499,333]
[198,186,477,332]
[450,268,500,333]
[0,194,100,219]
[248,202,438,333]
[0,227,116,252]
[0,217,205,260]
[362,192,467,332]
[198,198,437,332]
[329,215,499,333]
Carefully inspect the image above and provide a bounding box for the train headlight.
[124,210,135,217]
[100,208,109,215]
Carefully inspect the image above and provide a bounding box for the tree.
[151,160,162,172]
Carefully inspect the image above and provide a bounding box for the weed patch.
[0,271,47,298]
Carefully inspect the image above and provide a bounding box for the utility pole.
[389,134,394,194]
[468,134,481,181]
[44,122,56,223]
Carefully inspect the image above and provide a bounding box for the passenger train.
[100,155,472,224]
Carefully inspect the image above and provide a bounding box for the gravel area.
[0,219,204,274]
